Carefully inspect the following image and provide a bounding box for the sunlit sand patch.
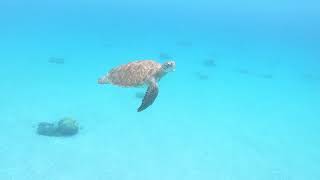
[0,168,15,179]
[269,168,292,180]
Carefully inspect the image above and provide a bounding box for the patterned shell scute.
[107,60,162,87]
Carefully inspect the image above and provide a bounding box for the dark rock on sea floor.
[37,122,58,136]
[36,117,79,137]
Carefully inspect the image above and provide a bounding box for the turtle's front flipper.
[137,78,159,112]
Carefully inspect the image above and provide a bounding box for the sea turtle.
[98,60,176,112]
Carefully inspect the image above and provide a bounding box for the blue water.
[1,0,320,179]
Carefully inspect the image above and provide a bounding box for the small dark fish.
[203,59,216,67]
[135,92,145,99]
[303,73,313,79]
[176,41,192,47]
[258,74,273,79]
[250,72,273,79]
[234,68,249,74]
[234,68,273,79]
[102,42,113,47]
[159,52,172,60]
[195,72,209,80]
[303,73,320,80]
[48,57,65,64]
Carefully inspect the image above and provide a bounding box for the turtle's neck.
[156,67,168,81]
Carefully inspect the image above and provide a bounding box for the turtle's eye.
[165,63,172,69]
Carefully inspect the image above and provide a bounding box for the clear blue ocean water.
[0,0,319,179]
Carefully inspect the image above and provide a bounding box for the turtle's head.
[98,74,109,84]
[162,61,176,73]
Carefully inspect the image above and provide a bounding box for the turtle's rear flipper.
[137,79,159,112]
